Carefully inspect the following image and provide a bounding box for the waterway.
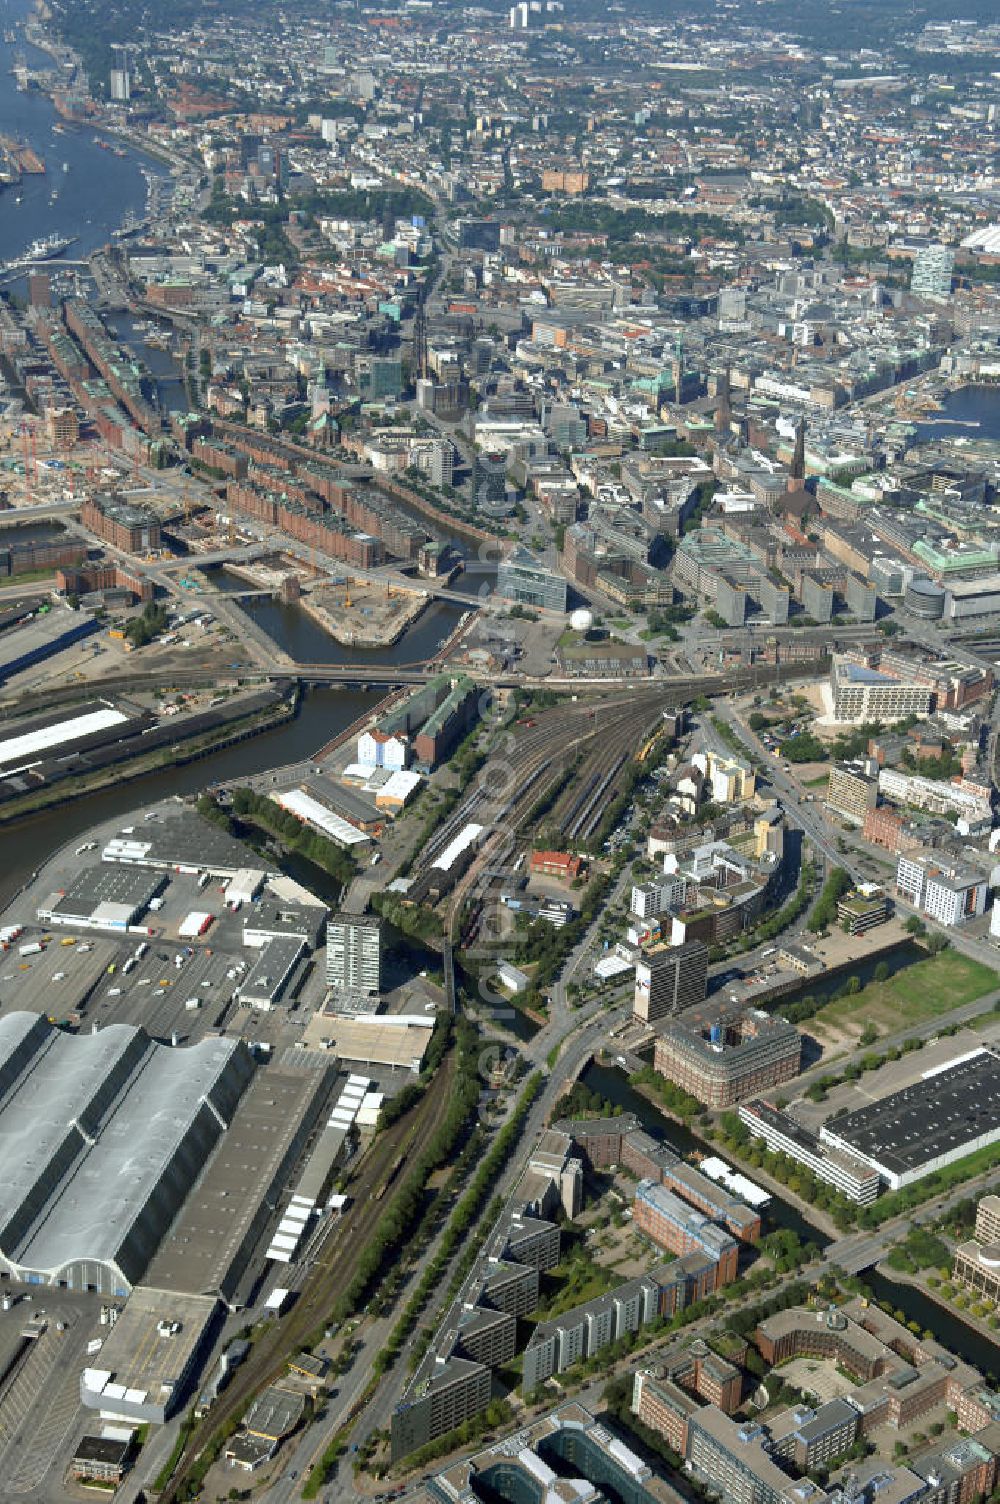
[580,1059,824,1248]
[741,939,925,1015]
[578,1060,1000,1376]
[0,518,65,545]
[240,592,468,667]
[0,685,381,910]
[915,384,1000,444]
[105,310,189,418]
[0,0,168,271]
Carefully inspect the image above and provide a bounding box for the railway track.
[419,690,670,879]
[158,1049,456,1504]
[441,695,668,946]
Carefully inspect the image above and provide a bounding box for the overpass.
[287,658,820,694]
[0,656,823,723]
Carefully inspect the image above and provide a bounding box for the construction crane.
[20,422,35,506]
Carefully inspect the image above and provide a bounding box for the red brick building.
[530,850,584,881]
[81,496,162,555]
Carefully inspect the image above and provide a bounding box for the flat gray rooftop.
[83,1285,218,1402]
[144,1062,335,1302]
[41,863,165,923]
[825,1048,1000,1176]
[104,808,274,879]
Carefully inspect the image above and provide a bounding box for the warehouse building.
[237,935,305,1010]
[269,787,370,848]
[0,608,99,683]
[0,703,134,775]
[80,1287,220,1425]
[738,1101,881,1205]
[413,676,478,770]
[820,1048,1000,1191]
[557,638,649,677]
[303,1009,435,1070]
[0,1013,253,1294]
[81,495,162,553]
[103,807,278,881]
[143,1061,336,1305]
[37,863,167,931]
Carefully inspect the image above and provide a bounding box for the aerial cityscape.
[0,0,1000,1500]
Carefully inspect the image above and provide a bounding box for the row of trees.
[511,864,615,991]
[377,1071,543,1384]
[228,786,356,888]
[631,1065,704,1124]
[716,1108,1000,1232]
[331,1021,481,1312]
[807,866,852,932]
[376,1014,453,1129]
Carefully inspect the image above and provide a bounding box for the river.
[0,0,169,276]
[0,685,381,909]
[915,384,1000,444]
[579,1060,1000,1378]
[741,939,925,1017]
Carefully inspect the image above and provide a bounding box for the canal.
[756,939,926,1016]
[104,310,189,417]
[238,591,468,668]
[0,520,68,547]
[578,1060,1000,1377]
[580,1059,824,1247]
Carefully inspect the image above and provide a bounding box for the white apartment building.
[630,876,686,920]
[326,914,383,995]
[896,852,988,927]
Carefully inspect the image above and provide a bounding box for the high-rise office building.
[633,940,708,1024]
[367,357,404,401]
[911,244,954,301]
[326,914,382,998]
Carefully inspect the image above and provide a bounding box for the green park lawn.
[810,949,999,1041]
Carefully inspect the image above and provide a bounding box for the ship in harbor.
[22,233,75,262]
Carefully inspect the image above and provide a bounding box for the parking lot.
[0,1290,107,1499]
